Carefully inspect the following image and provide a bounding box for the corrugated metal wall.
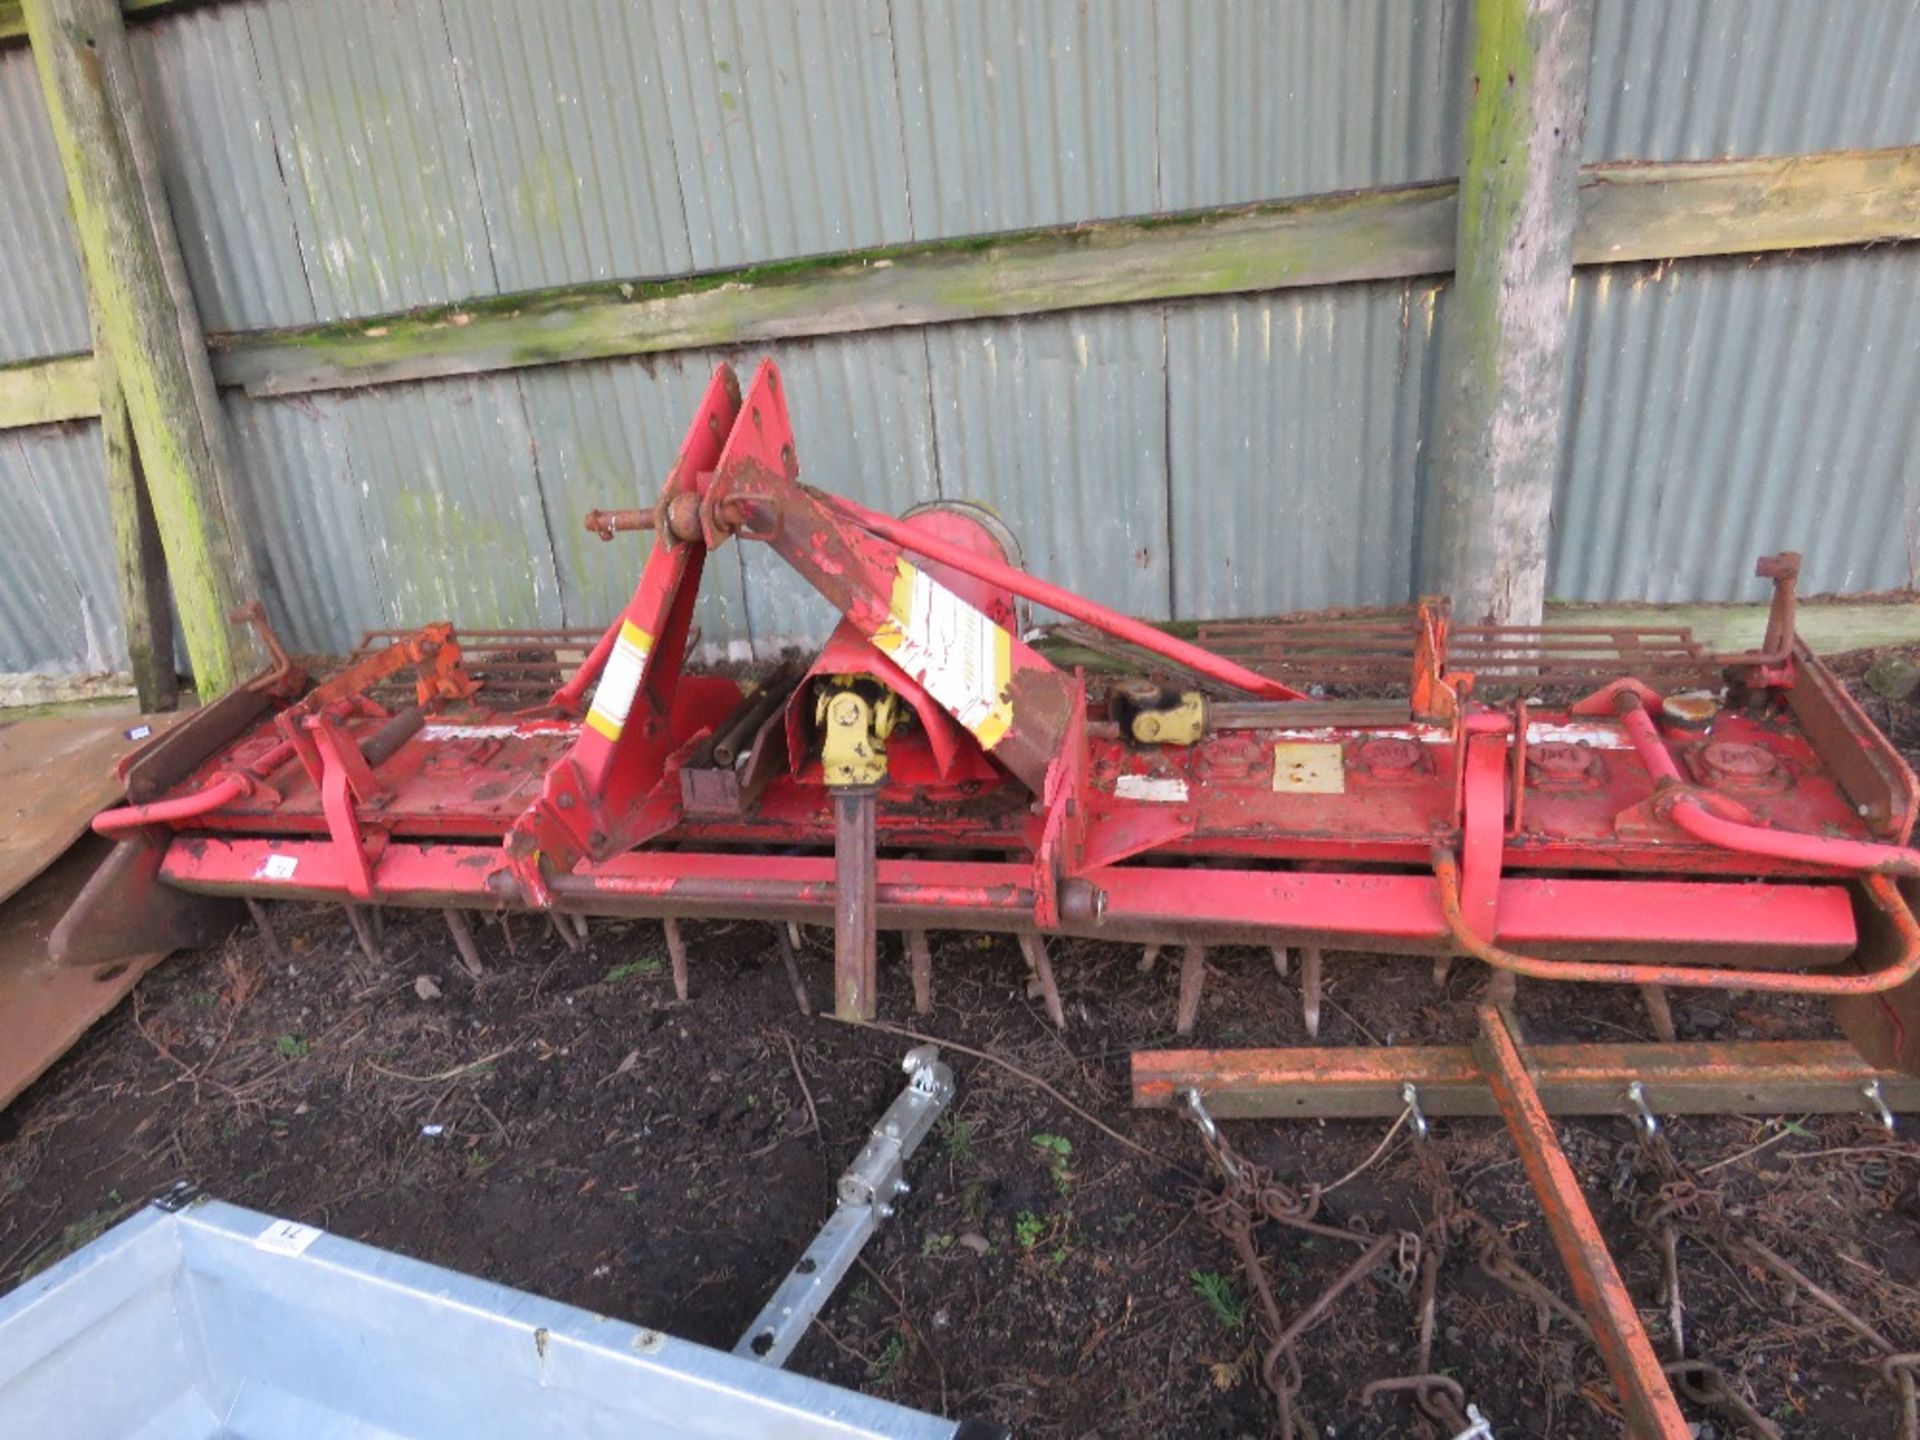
[1,0,1916,671]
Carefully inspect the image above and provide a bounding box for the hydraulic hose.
[1432,848,1920,996]
[92,736,297,837]
[1615,696,1920,880]
[94,773,253,836]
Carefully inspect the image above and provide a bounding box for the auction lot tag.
[254,1219,323,1257]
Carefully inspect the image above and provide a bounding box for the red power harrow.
[53,359,1920,1078]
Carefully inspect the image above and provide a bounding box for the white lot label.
[254,1219,323,1257]
[256,854,299,881]
[1115,774,1189,803]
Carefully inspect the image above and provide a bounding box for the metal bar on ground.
[1131,1039,1920,1120]
[735,1046,954,1368]
[1475,1004,1692,1440]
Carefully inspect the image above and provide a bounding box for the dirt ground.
[4,672,1920,1437]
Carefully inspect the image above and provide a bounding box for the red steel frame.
[64,359,1920,1073]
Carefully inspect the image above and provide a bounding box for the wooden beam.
[90,297,177,712]
[0,147,1916,429]
[213,182,1458,398]
[0,353,98,428]
[1579,145,1920,261]
[1424,0,1594,628]
[25,0,258,696]
[0,0,176,45]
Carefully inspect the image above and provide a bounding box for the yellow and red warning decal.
[870,559,1014,750]
[584,619,654,741]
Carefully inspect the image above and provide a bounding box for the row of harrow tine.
[1172,1026,1918,1440]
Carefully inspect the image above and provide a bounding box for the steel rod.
[823,492,1305,702]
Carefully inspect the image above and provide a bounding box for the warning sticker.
[585,620,653,742]
[254,1218,323,1257]
[420,723,525,741]
[870,561,1014,749]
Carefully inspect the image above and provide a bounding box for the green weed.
[604,957,662,983]
[1191,1270,1248,1330]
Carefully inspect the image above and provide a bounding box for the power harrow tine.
[48,357,1920,1079]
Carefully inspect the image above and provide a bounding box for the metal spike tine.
[342,904,382,966]
[244,898,286,966]
[663,917,691,1003]
[443,908,485,979]
[773,922,812,1017]
[1017,932,1066,1030]
[906,930,933,1016]
[1639,984,1678,1043]
[1176,944,1207,1036]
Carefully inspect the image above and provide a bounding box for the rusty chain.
[1183,1095,1915,1439]
[1184,1093,1518,1439]
[1632,1135,1915,1440]
[1183,1090,1409,1436]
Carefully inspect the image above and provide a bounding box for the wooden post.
[25,0,260,697]
[1424,0,1592,625]
[90,297,177,712]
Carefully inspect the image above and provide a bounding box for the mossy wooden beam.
[215,183,1457,397]
[91,298,177,712]
[205,145,1920,400]
[1424,0,1593,627]
[0,353,97,427]
[0,0,174,45]
[1,145,1916,428]
[1578,145,1920,261]
[25,0,255,696]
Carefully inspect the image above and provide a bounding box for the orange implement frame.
[1474,1006,1692,1438]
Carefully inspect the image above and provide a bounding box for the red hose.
[824,493,1305,702]
[551,612,622,713]
[1434,849,1920,995]
[94,773,252,836]
[93,735,298,837]
[1668,802,1920,879]
[1617,698,1920,878]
